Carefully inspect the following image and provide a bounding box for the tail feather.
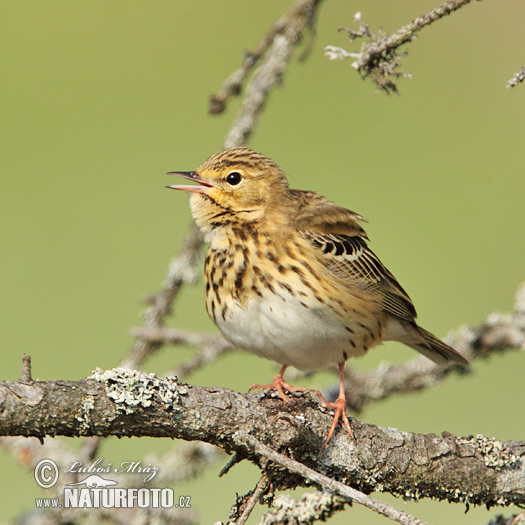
[385,318,469,365]
[408,326,469,366]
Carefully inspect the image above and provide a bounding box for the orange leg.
[312,362,354,444]
[249,365,308,404]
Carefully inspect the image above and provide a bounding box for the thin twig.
[353,0,476,71]
[238,433,428,525]
[234,474,270,525]
[21,353,32,382]
[224,0,322,148]
[130,327,233,378]
[507,67,525,88]
[219,452,244,478]
[130,327,228,347]
[209,0,322,114]
[325,0,479,93]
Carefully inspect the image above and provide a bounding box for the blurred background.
[1,0,524,523]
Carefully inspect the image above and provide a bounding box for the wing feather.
[289,189,416,322]
[301,230,417,322]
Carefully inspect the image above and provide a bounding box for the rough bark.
[1,368,523,509]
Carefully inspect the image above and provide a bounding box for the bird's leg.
[249,365,308,404]
[311,362,354,444]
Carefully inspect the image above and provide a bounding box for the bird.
[166,147,469,443]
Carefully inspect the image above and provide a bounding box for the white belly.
[216,291,367,370]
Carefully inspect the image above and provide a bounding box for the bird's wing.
[302,230,417,321]
[290,189,417,322]
[291,190,369,238]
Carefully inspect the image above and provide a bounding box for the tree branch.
[223,0,322,148]
[258,491,348,525]
[1,368,523,510]
[229,474,270,525]
[507,67,525,88]
[209,0,322,115]
[325,0,480,93]
[242,434,428,525]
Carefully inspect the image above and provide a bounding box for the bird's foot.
[249,372,308,404]
[311,388,354,445]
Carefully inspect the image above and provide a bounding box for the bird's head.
[167,148,290,232]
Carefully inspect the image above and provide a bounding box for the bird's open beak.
[165,171,213,193]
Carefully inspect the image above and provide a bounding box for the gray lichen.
[76,395,95,432]
[90,368,188,415]
[260,491,347,524]
[457,434,520,470]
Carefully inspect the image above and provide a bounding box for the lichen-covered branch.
[241,434,428,525]
[507,66,525,88]
[258,491,348,525]
[223,0,322,148]
[1,368,523,509]
[325,0,479,93]
[209,0,322,115]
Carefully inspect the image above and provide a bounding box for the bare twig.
[507,67,525,88]
[239,434,428,525]
[130,327,233,378]
[172,344,233,378]
[224,0,323,148]
[130,327,227,347]
[325,0,479,93]
[209,0,322,114]
[21,353,32,382]
[219,452,244,478]
[231,474,270,525]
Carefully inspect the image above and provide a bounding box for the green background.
[2,1,524,523]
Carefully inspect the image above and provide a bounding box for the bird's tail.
[406,325,469,366]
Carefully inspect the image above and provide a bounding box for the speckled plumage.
[167,147,469,442]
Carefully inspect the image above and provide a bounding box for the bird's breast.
[203,230,385,370]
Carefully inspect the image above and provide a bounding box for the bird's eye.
[226,172,242,186]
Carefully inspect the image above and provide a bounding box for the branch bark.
[1,368,523,509]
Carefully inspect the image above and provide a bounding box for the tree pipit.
[167,148,468,444]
